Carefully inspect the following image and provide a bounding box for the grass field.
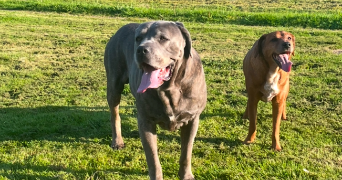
[0,0,341,179]
[1,0,342,29]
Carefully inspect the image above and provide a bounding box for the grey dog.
[104,21,207,180]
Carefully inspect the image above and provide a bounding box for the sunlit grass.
[1,0,342,29]
[0,3,341,180]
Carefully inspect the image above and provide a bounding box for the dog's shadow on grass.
[0,105,241,147]
[0,105,243,178]
[0,105,140,144]
[0,161,146,179]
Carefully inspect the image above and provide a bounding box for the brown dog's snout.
[137,46,150,55]
[283,42,291,49]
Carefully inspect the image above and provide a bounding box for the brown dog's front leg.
[138,119,163,180]
[271,99,285,151]
[244,94,259,144]
[179,118,199,180]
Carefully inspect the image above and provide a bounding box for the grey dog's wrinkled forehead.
[135,21,181,38]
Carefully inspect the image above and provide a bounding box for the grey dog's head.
[134,21,192,93]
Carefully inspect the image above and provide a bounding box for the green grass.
[0,0,342,179]
[1,0,342,29]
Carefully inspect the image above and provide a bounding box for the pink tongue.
[137,69,164,93]
[277,54,293,72]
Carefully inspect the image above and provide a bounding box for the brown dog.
[104,21,207,180]
[242,31,295,151]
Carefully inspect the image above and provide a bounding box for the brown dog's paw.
[243,133,256,145]
[272,144,282,151]
[273,147,282,151]
[243,138,255,145]
[111,143,125,150]
[243,140,253,145]
[281,115,287,120]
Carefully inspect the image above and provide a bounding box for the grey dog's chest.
[160,111,196,131]
[135,90,197,131]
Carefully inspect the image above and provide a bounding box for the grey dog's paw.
[111,143,125,150]
[180,174,195,180]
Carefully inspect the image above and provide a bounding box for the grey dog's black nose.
[137,46,149,54]
[283,42,291,48]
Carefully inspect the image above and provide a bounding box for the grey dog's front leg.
[138,118,163,180]
[178,117,199,180]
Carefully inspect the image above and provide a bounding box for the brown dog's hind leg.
[243,93,260,144]
[107,78,125,150]
[178,118,199,180]
[281,82,290,121]
[281,101,287,120]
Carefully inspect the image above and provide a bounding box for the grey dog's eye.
[160,36,168,41]
[136,37,142,42]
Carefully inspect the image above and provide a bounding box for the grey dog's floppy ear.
[175,22,192,59]
[255,34,266,58]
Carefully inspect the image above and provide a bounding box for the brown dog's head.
[256,31,295,72]
[134,21,192,93]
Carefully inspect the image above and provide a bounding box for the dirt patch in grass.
[333,49,342,55]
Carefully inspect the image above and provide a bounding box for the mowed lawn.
[0,1,342,179]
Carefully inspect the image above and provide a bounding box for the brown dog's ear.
[255,34,266,58]
[175,22,192,59]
